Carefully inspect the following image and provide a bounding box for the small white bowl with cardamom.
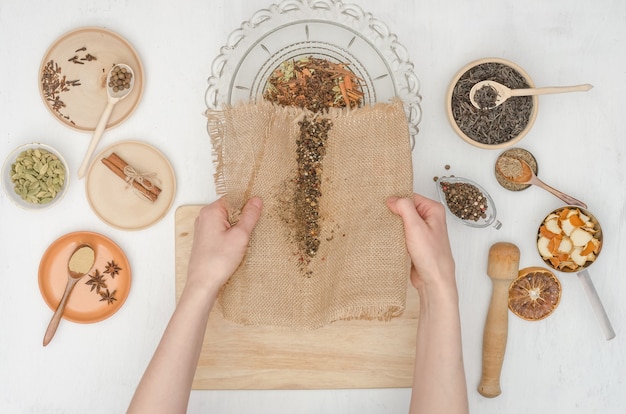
[2,142,69,210]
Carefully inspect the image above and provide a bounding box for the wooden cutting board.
[175,205,419,390]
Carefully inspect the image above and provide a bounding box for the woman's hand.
[185,196,263,297]
[388,194,469,414]
[387,194,455,293]
[128,197,263,414]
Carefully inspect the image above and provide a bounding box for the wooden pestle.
[478,242,520,398]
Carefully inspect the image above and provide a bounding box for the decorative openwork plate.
[205,0,422,144]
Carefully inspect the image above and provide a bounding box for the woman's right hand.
[386,193,456,294]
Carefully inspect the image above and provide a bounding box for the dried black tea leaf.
[473,84,499,109]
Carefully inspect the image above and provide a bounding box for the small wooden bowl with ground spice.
[494,147,538,191]
[446,57,539,149]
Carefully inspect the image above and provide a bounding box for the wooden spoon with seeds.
[496,156,587,209]
[77,64,135,179]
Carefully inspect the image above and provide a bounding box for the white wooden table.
[1,0,624,412]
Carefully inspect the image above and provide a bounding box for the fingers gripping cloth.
[207,100,413,328]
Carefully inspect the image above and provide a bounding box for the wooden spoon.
[496,157,587,209]
[43,244,95,346]
[470,80,593,109]
[77,64,135,178]
[478,242,520,398]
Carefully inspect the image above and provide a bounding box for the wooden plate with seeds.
[39,27,144,131]
[38,231,131,324]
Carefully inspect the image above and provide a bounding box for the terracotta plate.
[39,27,144,131]
[39,231,131,323]
[85,141,176,230]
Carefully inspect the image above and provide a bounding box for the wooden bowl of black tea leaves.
[446,57,538,149]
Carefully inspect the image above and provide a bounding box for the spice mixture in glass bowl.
[263,56,364,111]
[204,0,422,141]
[445,57,539,149]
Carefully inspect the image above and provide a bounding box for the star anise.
[85,269,107,293]
[103,260,122,278]
[99,289,117,305]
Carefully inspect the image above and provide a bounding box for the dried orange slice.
[509,267,561,321]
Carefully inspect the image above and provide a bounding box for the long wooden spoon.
[43,244,95,346]
[478,242,520,398]
[470,80,592,109]
[496,156,587,209]
[77,64,135,179]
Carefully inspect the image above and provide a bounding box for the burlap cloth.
[207,99,413,329]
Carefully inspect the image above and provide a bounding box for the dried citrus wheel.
[508,266,561,321]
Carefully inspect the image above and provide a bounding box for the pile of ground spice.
[496,156,524,180]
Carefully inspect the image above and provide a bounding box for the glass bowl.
[204,0,422,145]
[445,57,539,150]
[2,142,69,210]
[435,176,501,229]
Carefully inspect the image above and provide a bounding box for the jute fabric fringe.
[207,100,413,328]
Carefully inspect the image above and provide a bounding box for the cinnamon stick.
[101,153,161,202]
[107,153,162,197]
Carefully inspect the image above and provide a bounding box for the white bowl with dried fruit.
[2,142,69,210]
[536,206,615,340]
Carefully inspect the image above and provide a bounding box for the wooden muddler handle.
[478,242,520,398]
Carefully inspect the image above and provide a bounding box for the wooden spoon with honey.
[496,156,587,209]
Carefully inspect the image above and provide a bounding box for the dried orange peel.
[536,207,602,272]
[509,267,561,321]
